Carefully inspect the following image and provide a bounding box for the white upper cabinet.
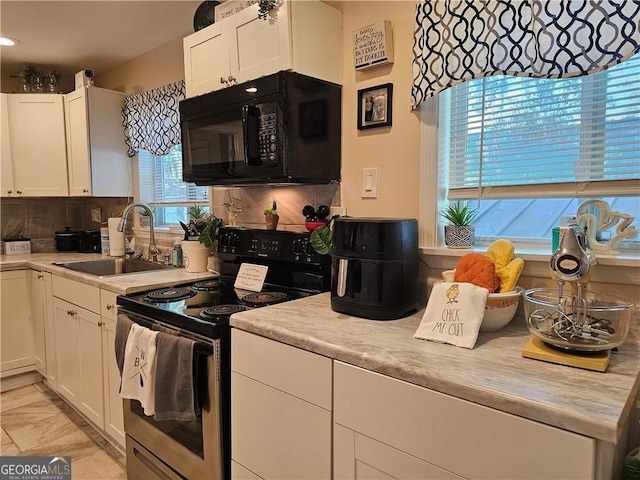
[184,21,233,98]
[184,0,342,98]
[1,94,15,197]
[0,93,14,197]
[65,86,132,197]
[5,94,69,197]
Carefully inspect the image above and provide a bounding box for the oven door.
[121,310,224,480]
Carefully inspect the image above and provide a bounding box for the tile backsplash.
[211,184,341,230]
[1,197,130,252]
[0,185,343,254]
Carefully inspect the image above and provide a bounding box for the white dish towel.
[413,282,488,349]
[120,323,158,416]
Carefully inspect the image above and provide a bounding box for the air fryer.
[331,218,418,320]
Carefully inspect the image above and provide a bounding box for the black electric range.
[116,227,331,338]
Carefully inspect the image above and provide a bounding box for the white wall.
[336,1,421,220]
[96,37,185,94]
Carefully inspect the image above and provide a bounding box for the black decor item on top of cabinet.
[193,1,220,31]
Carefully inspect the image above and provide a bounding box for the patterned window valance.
[122,80,185,157]
[412,0,640,108]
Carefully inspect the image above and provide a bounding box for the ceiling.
[1,1,203,90]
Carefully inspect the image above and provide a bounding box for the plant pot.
[444,225,475,249]
[181,240,210,272]
[265,214,279,230]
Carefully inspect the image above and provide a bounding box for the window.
[431,54,639,251]
[137,145,209,226]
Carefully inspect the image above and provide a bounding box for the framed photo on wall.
[357,83,393,130]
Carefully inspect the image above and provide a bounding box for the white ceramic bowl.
[481,288,522,332]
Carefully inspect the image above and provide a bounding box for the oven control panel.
[217,227,326,265]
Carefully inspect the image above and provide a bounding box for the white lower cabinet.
[333,361,595,480]
[31,270,53,382]
[231,329,332,479]
[101,289,125,447]
[53,276,105,431]
[52,276,125,449]
[54,296,104,427]
[0,270,35,376]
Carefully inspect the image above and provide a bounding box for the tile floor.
[1,383,127,480]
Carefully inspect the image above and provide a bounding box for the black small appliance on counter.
[331,217,419,320]
[79,230,101,253]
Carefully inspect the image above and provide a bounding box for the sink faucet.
[118,203,161,262]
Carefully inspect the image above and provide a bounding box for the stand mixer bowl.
[523,288,634,351]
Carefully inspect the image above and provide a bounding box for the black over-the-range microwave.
[180,71,342,186]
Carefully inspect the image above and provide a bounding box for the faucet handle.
[148,243,162,262]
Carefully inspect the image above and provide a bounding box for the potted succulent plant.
[181,207,224,272]
[440,201,479,248]
[264,201,279,230]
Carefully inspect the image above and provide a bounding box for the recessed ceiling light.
[245,87,258,93]
[0,37,20,46]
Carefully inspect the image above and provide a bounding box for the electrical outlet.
[330,206,347,217]
[91,207,102,223]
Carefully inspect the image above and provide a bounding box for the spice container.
[172,241,183,267]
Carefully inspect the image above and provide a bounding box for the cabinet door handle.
[228,75,236,84]
[82,188,89,193]
[16,190,22,194]
[220,77,228,84]
[7,190,12,194]
[67,310,77,316]
[37,274,43,279]
[106,304,114,310]
[97,320,104,327]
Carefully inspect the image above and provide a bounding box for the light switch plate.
[362,167,378,198]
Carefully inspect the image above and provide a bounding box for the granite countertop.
[0,252,216,294]
[230,292,640,444]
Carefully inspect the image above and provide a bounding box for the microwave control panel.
[258,104,278,164]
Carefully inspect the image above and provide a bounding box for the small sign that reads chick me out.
[352,20,394,70]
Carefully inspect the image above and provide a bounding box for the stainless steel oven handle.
[337,258,348,297]
[133,446,179,480]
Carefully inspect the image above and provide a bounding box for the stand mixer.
[522,226,634,371]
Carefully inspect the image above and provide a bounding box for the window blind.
[442,54,640,200]
[138,146,208,206]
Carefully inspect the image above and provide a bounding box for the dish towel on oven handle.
[115,314,134,384]
[413,282,488,349]
[153,332,198,422]
[121,323,159,416]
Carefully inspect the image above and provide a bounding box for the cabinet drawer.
[100,289,118,320]
[231,329,331,409]
[231,371,331,479]
[53,276,100,313]
[334,361,595,479]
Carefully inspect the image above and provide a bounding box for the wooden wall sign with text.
[352,20,394,70]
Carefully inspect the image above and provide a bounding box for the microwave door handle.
[242,105,261,166]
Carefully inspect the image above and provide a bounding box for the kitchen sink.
[54,258,170,276]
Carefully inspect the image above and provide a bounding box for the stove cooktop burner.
[200,304,249,320]
[241,291,289,306]
[145,287,197,303]
[192,280,223,291]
